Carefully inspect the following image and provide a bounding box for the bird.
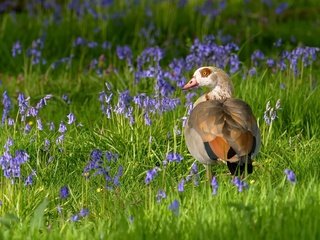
[182,66,260,179]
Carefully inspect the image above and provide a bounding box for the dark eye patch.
[200,68,212,77]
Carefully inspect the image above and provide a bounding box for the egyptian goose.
[183,66,260,177]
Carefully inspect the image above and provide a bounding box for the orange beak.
[182,78,199,90]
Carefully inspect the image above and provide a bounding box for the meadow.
[0,0,320,239]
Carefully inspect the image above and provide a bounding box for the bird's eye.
[200,68,211,77]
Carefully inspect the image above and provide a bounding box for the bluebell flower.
[99,91,113,118]
[114,90,132,115]
[116,45,133,70]
[67,113,76,124]
[12,41,22,57]
[231,177,248,192]
[2,91,11,124]
[17,93,29,116]
[62,94,71,104]
[263,99,281,125]
[4,138,13,151]
[27,38,46,65]
[101,41,111,49]
[87,41,98,48]
[274,38,283,47]
[44,139,50,151]
[24,123,32,134]
[211,176,218,195]
[73,37,86,47]
[178,179,185,192]
[58,122,67,133]
[144,112,152,126]
[156,189,167,203]
[169,199,180,215]
[166,152,183,163]
[49,122,55,131]
[251,50,265,66]
[57,205,62,214]
[56,134,65,144]
[275,2,288,15]
[36,95,52,109]
[60,186,69,199]
[145,167,159,184]
[7,118,14,126]
[248,67,257,76]
[70,214,79,222]
[36,118,43,131]
[79,208,89,217]
[266,58,275,68]
[24,170,36,186]
[284,169,296,183]
[113,165,123,186]
[105,151,118,162]
[27,107,38,117]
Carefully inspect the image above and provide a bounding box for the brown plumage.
[183,67,260,176]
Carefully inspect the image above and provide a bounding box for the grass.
[0,1,320,239]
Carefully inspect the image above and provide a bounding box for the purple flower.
[24,170,36,186]
[7,118,14,126]
[211,176,218,195]
[24,123,32,134]
[166,152,183,163]
[87,41,98,48]
[12,41,22,57]
[264,99,281,125]
[62,94,71,104]
[251,50,265,66]
[36,94,52,109]
[114,90,132,115]
[57,205,62,214]
[70,214,79,222]
[178,179,185,192]
[275,2,288,15]
[56,134,65,144]
[27,107,38,117]
[169,199,179,215]
[231,177,248,192]
[79,208,89,217]
[145,167,159,184]
[60,186,69,199]
[99,91,113,118]
[2,91,11,124]
[144,112,152,125]
[4,138,13,151]
[156,189,166,203]
[58,122,67,133]
[248,67,257,76]
[73,37,86,46]
[67,113,76,124]
[44,139,50,151]
[113,165,123,186]
[49,122,55,131]
[36,118,43,131]
[266,58,275,68]
[116,45,133,70]
[27,38,46,65]
[17,93,29,116]
[274,38,283,47]
[284,169,296,183]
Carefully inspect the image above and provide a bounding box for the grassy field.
[0,0,320,239]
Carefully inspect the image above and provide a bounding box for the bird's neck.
[206,82,233,101]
